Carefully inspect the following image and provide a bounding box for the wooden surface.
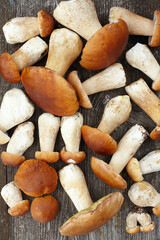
[0,0,160,239]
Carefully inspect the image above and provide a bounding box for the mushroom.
[128,181,160,216]
[54,0,129,70]
[14,159,58,197]
[1,181,30,216]
[126,43,160,91]
[150,126,160,140]
[45,28,83,76]
[0,88,34,132]
[59,164,124,236]
[67,63,126,108]
[109,7,160,47]
[0,36,48,84]
[60,112,85,164]
[126,150,160,182]
[82,95,132,156]
[31,195,59,223]
[3,10,54,44]
[91,124,148,189]
[0,130,10,145]
[1,121,34,166]
[126,207,155,234]
[125,79,160,126]
[35,113,60,163]
[21,67,79,116]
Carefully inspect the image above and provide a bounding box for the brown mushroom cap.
[14,159,58,197]
[21,67,79,116]
[91,157,127,189]
[38,10,55,38]
[35,151,60,163]
[1,152,26,166]
[60,147,86,164]
[150,126,160,140]
[0,53,21,84]
[149,10,160,47]
[140,222,155,233]
[8,200,30,217]
[80,19,129,70]
[31,195,59,223]
[126,157,143,182]
[153,204,160,216]
[59,192,124,236]
[81,125,117,156]
[126,226,140,234]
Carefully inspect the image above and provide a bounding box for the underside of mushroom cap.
[149,10,160,47]
[0,53,20,83]
[81,125,117,156]
[8,200,30,217]
[80,19,129,70]
[59,192,124,236]
[91,157,127,189]
[60,147,86,164]
[38,10,55,37]
[35,151,60,163]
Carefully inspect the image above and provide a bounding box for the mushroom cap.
[8,200,30,217]
[150,126,160,140]
[60,147,86,164]
[80,19,129,70]
[31,195,59,223]
[1,152,25,166]
[81,125,117,156]
[126,226,140,234]
[126,157,143,182]
[59,192,124,236]
[140,222,155,233]
[67,71,92,108]
[14,159,58,197]
[91,157,127,189]
[153,204,160,216]
[35,151,60,163]
[0,53,20,83]
[149,10,160,47]
[38,10,55,38]
[21,67,79,116]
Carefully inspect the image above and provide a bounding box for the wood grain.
[0,0,160,240]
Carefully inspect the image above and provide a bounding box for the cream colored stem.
[139,150,160,175]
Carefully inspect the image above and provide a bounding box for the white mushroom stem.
[53,0,102,41]
[0,130,10,145]
[126,212,138,229]
[7,121,34,156]
[59,164,93,212]
[11,37,48,71]
[125,79,160,125]
[45,28,83,76]
[137,212,153,227]
[126,43,160,83]
[109,7,154,36]
[97,95,132,134]
[61,112,83,153]
[139,150,160,175]
[82,63,126,95]
[38,113,60,152]
[0,88,34,132]
[1,181,23,208]
[109,124,148,174]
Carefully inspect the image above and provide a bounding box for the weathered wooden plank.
[0,0,160,240]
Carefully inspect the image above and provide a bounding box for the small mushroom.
[126,150,160,182]
[59,164,124,236]
[109,7,160,47]
[126,43,160,91]
[1,181,30,216]
[35,113,60,163]
[14,159,58,197]
[0,88,34,132]
[60,112,85,164]
[45,28,83,76]
[31,195,59,223]
[128,181,160,216]
[0,130,10,145]
[3,10,54,44]
[67,63,126,108]
[150,126,160,140]
[82,95,132,156]
[126,207,155,234]
[91,124,148,189]
[0,36,48,84]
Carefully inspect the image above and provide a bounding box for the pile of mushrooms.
[0,0,160,237]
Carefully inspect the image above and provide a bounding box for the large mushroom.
[54,0,129,70]
[59,164,124,236]
[3,10,54,44]
[82,95,132,156]
[91,124,148,189]
[109,7,160,47]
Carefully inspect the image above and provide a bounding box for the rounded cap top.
[60,147,86,164]
[14,159,58,197]
[149,10,160,47]
[38,10,55,38]
[1,152,25,166]
[126,157,143,182]
[8,200,30,217]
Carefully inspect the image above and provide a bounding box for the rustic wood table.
[0,0,160,239]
